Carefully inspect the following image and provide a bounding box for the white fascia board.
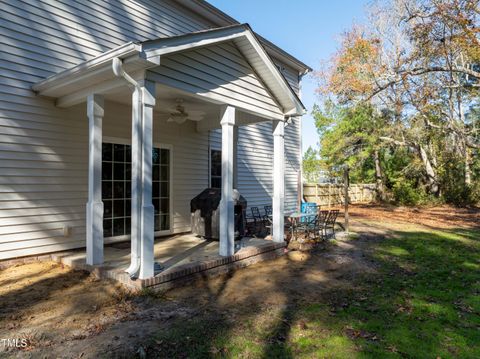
[242,31,306,117]
[141,26,247,59]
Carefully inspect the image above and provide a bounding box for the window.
[102,142,170,237]
[152,147,170,233]
[210,149,222,189]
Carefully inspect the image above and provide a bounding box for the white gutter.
[32,43,141,95]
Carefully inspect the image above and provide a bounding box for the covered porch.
[32,24,305,281]
[53,233,285,290]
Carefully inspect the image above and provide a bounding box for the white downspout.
[112,57,143,278]
[112,58,140,89]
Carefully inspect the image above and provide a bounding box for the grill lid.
[190,188,246,217]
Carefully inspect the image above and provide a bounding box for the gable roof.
[33,24,305,117]
[174,0,312,74]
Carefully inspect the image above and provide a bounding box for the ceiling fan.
[166,99,205,124]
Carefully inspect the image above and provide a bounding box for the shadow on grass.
[141,224,480,358]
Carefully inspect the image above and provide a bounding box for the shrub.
[442,182,480,207]
[392,181,426,206]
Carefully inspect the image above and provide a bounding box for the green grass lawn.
[147,225,480,358]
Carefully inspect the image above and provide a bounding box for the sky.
[207,0,369,154]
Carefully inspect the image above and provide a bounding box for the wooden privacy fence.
[303,183,377,206]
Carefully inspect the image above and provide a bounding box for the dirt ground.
[0,205,477,358]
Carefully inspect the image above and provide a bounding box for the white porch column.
[86,94,104,265]
[219,105,235,256]
[272,120,285,243]
[139,80,156,279]
[127,87,142,276]
[127,80,156,279]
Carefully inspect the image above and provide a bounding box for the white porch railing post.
[219,105,235,256]
[272,120,285,243]
[86,94,104,265]
[139,80,156,279]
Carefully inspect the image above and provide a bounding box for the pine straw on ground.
[347,203,479,230]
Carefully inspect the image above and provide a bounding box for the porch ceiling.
[32,24,306,120]
[98,83,269,130]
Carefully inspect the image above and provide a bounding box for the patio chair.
[318,209,329,225]
[263,205,273,232]
[321,209,339,240]
[264,205,272,217]
[245,206,264,235]
[316,210,329,241]
[296,214,319,241]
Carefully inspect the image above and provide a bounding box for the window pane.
[125,200,131,217]
[211,150,222,188]
[212,163,221,177]
[152,148,160,164]
[102,181,112,199]
[114,144,125,162]
[125,163,131,180]
[153,182,160,198]
[125,145,132,163]
[104,200,113,219]
[161,215,169,230]
[103,219,113,237]
[160,182,168,197]
[102,162,112,180]
[153,165,160,181]
[211,150,222,177]
[160,198,169,214]
[161,149,169,164]
[113,181,125,199]
[102,143,113,162]
[212,177,221,189]
[113,200,124,217]
[125,217,131,235]
[113,218,125,236]
[125,181,131,198]
[160,165,169,181]
[114,162,125,180]
[152,198,160,213]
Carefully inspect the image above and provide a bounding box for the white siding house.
[0,0,310,277]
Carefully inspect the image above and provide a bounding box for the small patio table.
[286,212,314,240]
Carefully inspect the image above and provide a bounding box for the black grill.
[190,188,247,240]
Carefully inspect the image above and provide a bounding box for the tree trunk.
[418,144,439,195]
[465,145,472,186]
[374,149,386,201]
